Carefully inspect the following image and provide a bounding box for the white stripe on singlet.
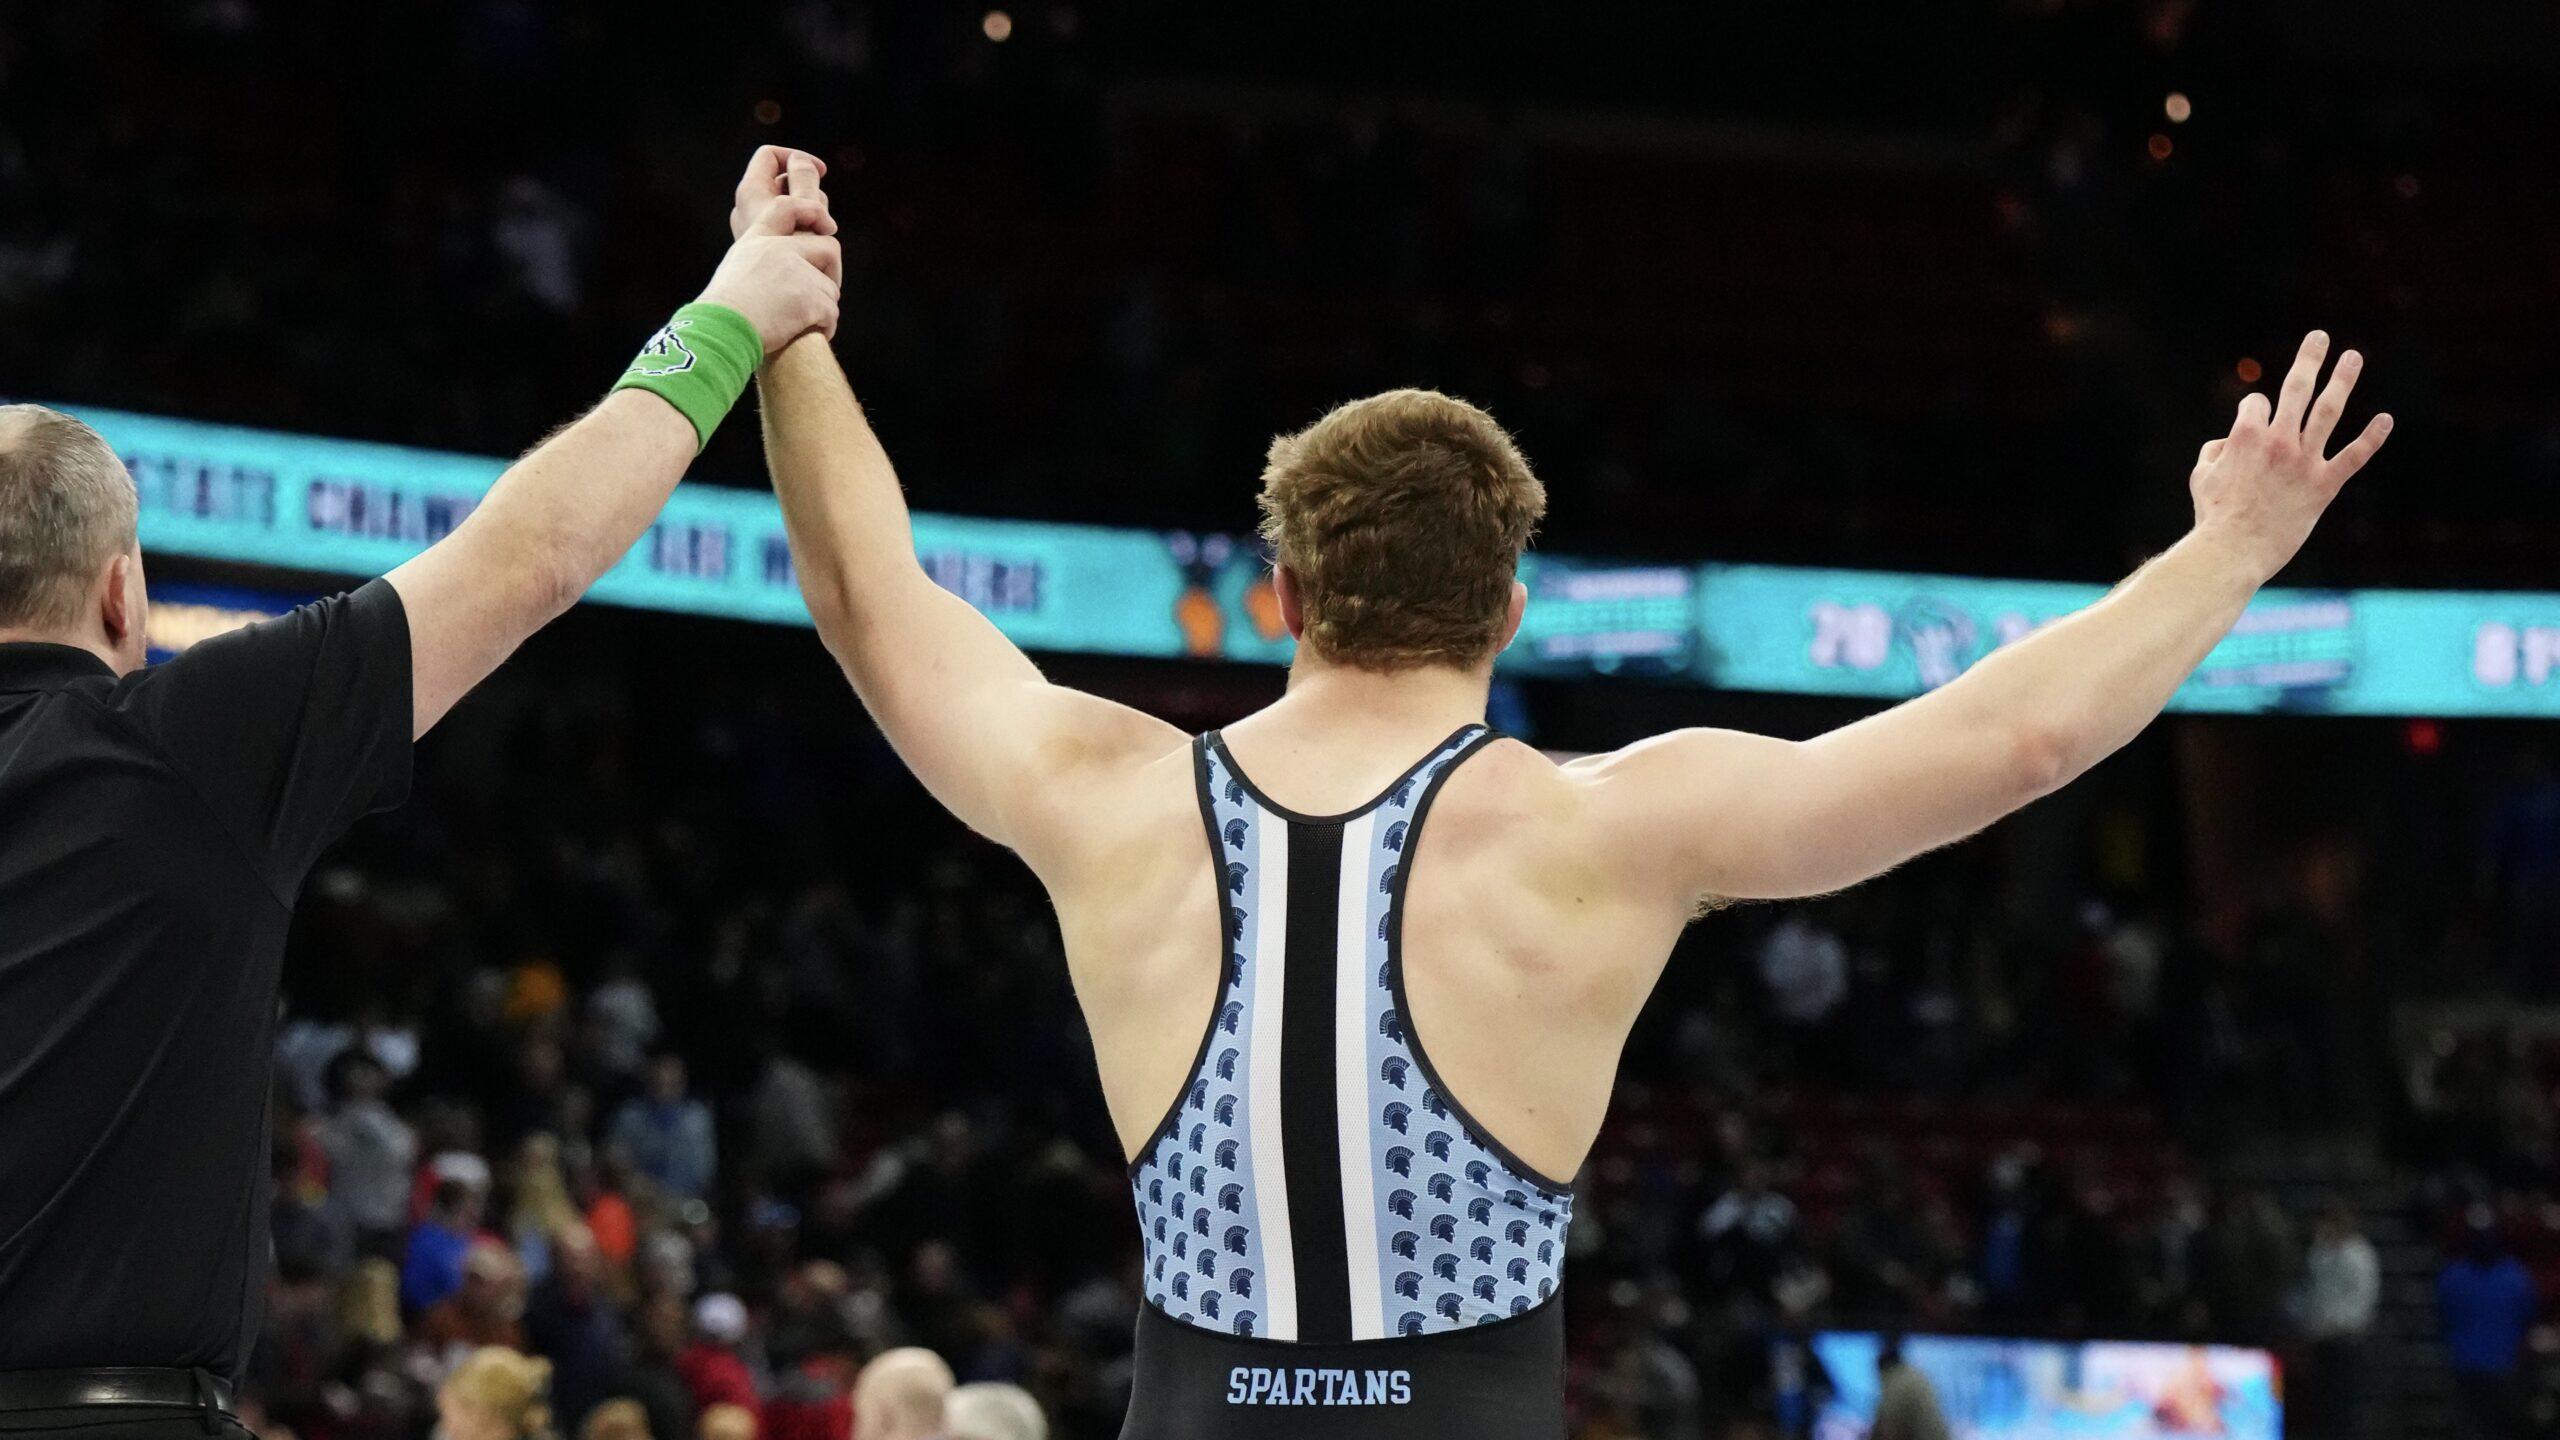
[1332,808,1385,1340]
[1245,811,1298,1341]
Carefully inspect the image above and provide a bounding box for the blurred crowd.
[210,625,2560,1440]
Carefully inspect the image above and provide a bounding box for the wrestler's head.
[1258,389,1545,675]
[0,405,145,674]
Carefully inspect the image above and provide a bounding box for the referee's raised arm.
[0,147,838,1440]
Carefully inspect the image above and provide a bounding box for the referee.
[0,148,839,1440]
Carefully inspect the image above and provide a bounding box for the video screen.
[1807,1332,2281,1440]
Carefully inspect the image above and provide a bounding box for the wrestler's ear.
[1274,566,1307,643]
[1494,581,1526,657]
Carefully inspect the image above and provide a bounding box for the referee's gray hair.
[0,405,138,630]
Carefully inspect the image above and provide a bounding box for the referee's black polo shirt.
[0,578,412,1382]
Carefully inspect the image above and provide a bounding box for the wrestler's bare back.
[1021,692,1716,1183]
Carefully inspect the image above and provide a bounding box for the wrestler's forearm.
[758,336,1059,838]
[1601,527,2263,904]
[756,335,942,626]
[1908,527,2259,793]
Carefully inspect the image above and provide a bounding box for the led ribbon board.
[59,402,2560,717]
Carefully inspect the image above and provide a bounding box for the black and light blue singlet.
[1119,725,1576,1439]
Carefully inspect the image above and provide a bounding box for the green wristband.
[610,302,761,451]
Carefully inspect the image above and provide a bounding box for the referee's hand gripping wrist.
[703,146,842,354]
[608,148,844,450]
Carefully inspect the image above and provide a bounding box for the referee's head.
[0,405,145,675]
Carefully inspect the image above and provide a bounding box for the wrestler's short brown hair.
[1257,389,1545,671]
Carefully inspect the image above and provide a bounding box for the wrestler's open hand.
[2188,330,2393,585]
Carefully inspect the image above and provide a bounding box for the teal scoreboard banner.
[62,402,2560,717]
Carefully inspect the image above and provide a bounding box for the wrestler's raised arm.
[757,333,1185,868]
[1578,331,2392,908]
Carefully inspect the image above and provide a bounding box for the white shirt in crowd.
[1758,913,1848,1026]
[317,1099,418,1233]
[2303,1230,2381,1338]
[587,974,662,1077]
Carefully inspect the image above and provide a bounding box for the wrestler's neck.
[1270,650,1493,741]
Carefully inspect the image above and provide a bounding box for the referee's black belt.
[0,1367,234,1417]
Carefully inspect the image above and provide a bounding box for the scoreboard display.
[51,401,2560,718]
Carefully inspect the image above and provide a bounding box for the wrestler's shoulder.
[1434,735,1594,837]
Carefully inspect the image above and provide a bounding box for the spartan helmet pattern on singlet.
[1127,725,1574,1344]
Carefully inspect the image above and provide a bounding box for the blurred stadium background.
[8,1,2560,1437]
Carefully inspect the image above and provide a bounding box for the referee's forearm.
[392,388,699,733]
[495,389,699,608]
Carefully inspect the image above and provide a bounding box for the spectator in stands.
[759,1262,861,1440]
[493,1034,578,1156]
[698,1403,758,1440]
[271,1128,355,1281]
[612,1054,718,1202]
[404,1177,488,1315]
[639,1228,704,1306]
[766,1260,855,1368]
[679,1293,763,1425]
[2484,749,2560,988]
[438,1347,557,1440]
[851,1349,952,1440]
[1870,1336,1950,1440]
[2299,1201,2380,1440]
[1584,1291,1706,1440]
[579,1399,652,1440]
[524,1224,625,1432]
[944,1383,1048,1440]
[617,1294,701,1440]
[1975,1153,2036,1325]
[1696,1161,1801,1305]
[510,1133,584,1283]
[764,1353,858,1440]
[2438,1207,2537,1440]
[586,952,662,1087]
[1758,909,1849,1059]
[318,1049,418,1258]
[2206,1187,2296,1341]
[748,1041,840,1199]
[422,1147,497,1219]
[2139,1179,2212,1333]
[342,1257,404,1348]
[417,1239,531,1357]
[893,1240,986,1370]
[572,1144,640,1271]
[2052,1181,2138,1332]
